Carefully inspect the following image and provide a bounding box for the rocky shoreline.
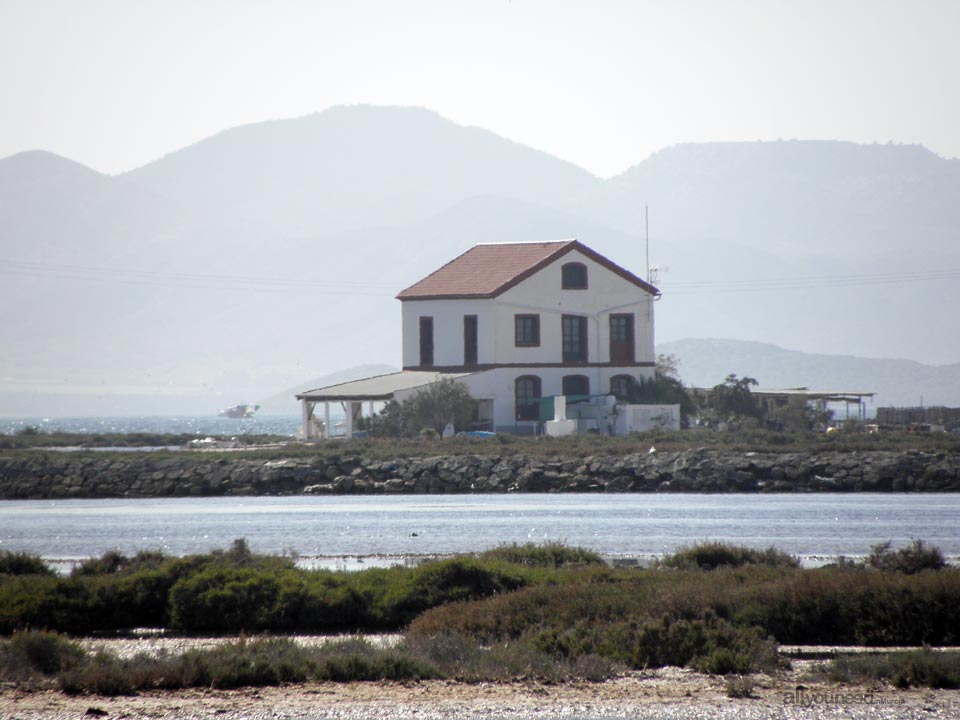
[1,448,959,499]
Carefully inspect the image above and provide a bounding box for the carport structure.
[751,387,876,422]
[296,370,474,440]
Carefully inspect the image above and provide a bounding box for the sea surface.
[2,494,958,569]
[1,415,302,437]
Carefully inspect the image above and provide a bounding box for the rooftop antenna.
[645,203,650,283]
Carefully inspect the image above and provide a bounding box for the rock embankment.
[1,449,958,499]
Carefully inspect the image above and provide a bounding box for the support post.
[345,401,358,439]
[324,402,330,440]
[301,400,313,441]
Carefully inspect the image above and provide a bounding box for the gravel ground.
[2,639,957,720]
[2,671,957,720]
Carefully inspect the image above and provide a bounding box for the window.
[419,316,433,367]
[562,375,590,403]
[610,374,636,401]
[561,262,587,289]
[515,314,540,347]
[463,315,478,365]
[515,375,542,421]
[609,313,635,364]
[562,314,587,363]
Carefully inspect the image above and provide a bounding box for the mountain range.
[2,105,958,416]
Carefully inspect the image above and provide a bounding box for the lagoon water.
[2,494,958,567]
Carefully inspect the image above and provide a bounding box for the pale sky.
[1,0,958,178]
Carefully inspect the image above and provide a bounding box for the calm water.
[2,494,958,566]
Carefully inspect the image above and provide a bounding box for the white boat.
[218,404,260,419]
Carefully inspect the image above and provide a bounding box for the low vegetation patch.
[478,542,605,568]
[2,540,959,690]
[867,539,946,574]
[0,549,54,576]
[658,542,800,570]
[819,649,960,689]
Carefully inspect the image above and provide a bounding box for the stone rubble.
[1,448,958,499]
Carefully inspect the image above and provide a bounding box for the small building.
[298,239,662,437]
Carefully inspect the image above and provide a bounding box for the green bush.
[478,542,604,568]
[658,542,800,570]
[867,539,946,574]
[0,550,54,576]
[169,566,282,632]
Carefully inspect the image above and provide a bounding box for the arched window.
[515,375,542,421]
[562,375,590,403]
[610,374,636,401]
[561,262,587,289]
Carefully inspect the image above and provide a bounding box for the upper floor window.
[561,262,588,289]
[515,314,540,347]
[463,315,478,365]
[419,316,434,367]
[609,313,635,364]
[562,314,587,363]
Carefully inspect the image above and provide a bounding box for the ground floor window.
[562,374,590,403]
[610,374,638,401]
[515,375,542,421]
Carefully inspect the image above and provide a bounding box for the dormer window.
[561,262,587,289]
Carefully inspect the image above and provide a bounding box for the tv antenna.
[645,204,650,283]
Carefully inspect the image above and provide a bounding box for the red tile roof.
[396,239,659,300]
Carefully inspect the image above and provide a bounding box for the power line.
[660,267,960,295]
[1,261,402,295]
[3,259,959,296]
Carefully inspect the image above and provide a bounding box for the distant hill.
[2,106,959,415]
[659,338,960,408]
[120,105,604,237]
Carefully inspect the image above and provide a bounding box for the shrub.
[659,542,800,571]
[0,550,53,576]
[867,540,946,574]
[725,674,756,698]
[0,630,86,683]
[821,650,960,689]
[479,542,604,568]
[169,566,282,632]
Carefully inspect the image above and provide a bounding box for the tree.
[400,377,476,437]
[619,356,696,428]
[712,374,762,421]
[365,400,405,437]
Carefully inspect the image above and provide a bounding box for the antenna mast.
[645,203,650,283]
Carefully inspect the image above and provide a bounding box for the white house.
[298,239,662,438]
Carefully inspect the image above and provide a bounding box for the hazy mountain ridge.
[119,105,605,237]
[2,105,959,415]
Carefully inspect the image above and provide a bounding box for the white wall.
[400,298,494,368]
[495,248,655,365]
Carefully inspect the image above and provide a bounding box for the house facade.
[396,239,660,432]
